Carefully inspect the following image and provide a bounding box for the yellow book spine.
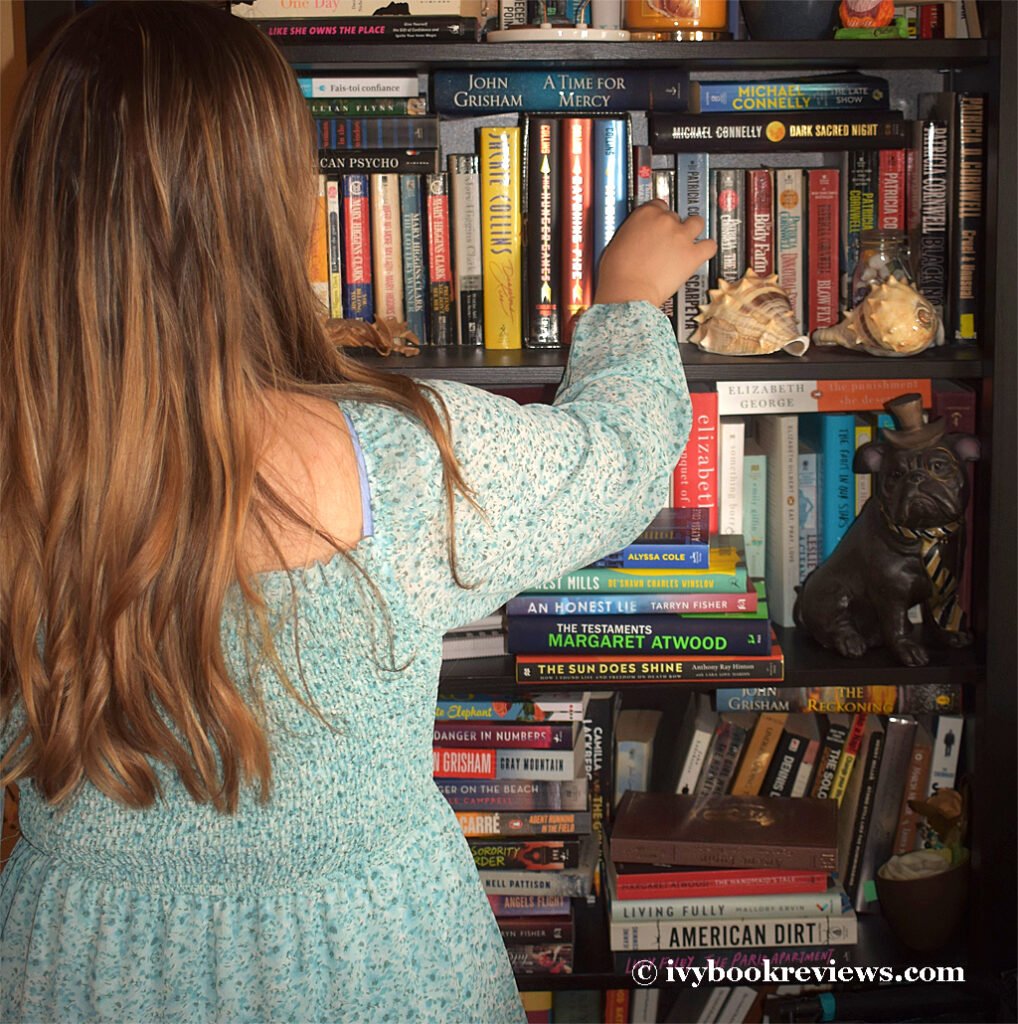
[730,712,788,795]
[480,127,522,349]
[830,750,857,805]
[309,174,330,310]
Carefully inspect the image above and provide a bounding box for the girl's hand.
[593,199,718,308]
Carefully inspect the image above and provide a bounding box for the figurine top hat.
[882,392,947,449]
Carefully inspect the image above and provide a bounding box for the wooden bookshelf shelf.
[279,39,990,73]
[350,343,988,386]
[438,625,982,694]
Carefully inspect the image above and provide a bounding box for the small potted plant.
[875,787,969,951]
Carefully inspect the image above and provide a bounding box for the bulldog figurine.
[794,393,980,667]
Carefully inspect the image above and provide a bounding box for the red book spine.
[560,118,593,344]
[878,149,906,230]
[612,869,830,900]
[919,3,944,38]
[433,747,495,779]
[603,989,630,1024]
[672,389,719,532]
[747,169,774,277]
[807,168,840,332]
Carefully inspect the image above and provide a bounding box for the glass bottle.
[851,229,914,307]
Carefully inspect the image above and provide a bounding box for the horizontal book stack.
[607,792,857,974]
[509,508,784,687]
[432,691,596,975]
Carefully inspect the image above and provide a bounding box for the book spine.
[611,869,829,900]
[526,117,562,348]
[399,175,428,345]
[506,589,758,616]
[340,174,373,320]
[649,111,908,152]
[714,685,962,715]
[261,16,479,43]
[819,414,856,559]
[433,722,576,749]
[843,729,884,899]
[797,444,819,582]
[746,169,774,276]
[308,97,428,116]
[950,94,985,343]
[479,126,523,349]
[762,732,806,798]
[300,74,422,99]
[456,809,592,837]
[487,894,572,916]
[319,149,440,174]
[775,169,806,333]
[611,886,847,921]
[592,118,629,284]
[830,712,868,806]
[493,748,583,781]
[917,120,950,313]
[425,172,456,346]
[927,715,963,798]
[692,78,890,113]
[479,868,593,897]
[325,177,344,318]
[730,712,788,796]
[675,152,711,342]
[719,417,746,536]
[715,379,932,417]
[611,915,857,952]
[742,444,767,580]
[615,735,655,808]
[877,149,906,230]
[561,118,593,344]
[432,68,689,114]
[469,839,582,870]
[676,719,714,796]
[508,616,769,657]
[449,154,484,346]
[840,150,877,305]
[653,169,678,328]
[583,691,618,845]
[315,116,440,149]
[757,414,799,627]
[499,0,529,27]
[854,418,874,514]
[713,168,746,283]
[506,943,574,975]
[811,720,850,799]
[525,563,749,594]
[673,388,720,532]
[613,946,838,974]
[790,737,822,799]
[610,836,835,873]
[309,174,330,310]
[498,918,573,943]
[892,735,932,854]
[434,698,587,722]
[593,542,711,569]
[632,144,654,206]
[808,168,840,332]
[697,718,750,797]
[438,779,588,812]
[369,173,404,320]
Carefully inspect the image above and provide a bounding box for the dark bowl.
[740,0,841,40]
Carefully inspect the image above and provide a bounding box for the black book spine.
[917,120,950,314]
[762,732,806,798]
[713,168,746,284]
[950,94,985,344]
[844,730,885,900]
[583,692,618,847]
[318,149,440,174]
[525,117,562,348]
[258,16,479,44]
[810,720,850,800]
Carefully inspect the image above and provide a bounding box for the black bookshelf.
[278,38,990,72]
[349,342,988,386]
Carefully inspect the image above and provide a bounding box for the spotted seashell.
[812,275,943,357]
[689,269,810,357]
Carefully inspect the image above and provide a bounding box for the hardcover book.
[915,119,949,314]
[675,153,711,343]
[756,414,799,627]
[438,778,589,813]
[746,169,774,277]
[592,118,629,285]
[807,168,840,332]
[449,154,484,346]
[258,16,480,43]
[560,118,593,343]
[713,168,746,283]
[688,75,890,113]
[714,379,932,416]
[775,168,805,333]
[506,583,759,617]
[593,507,711,569]
[525,117,562,348]
[610,914,857,952]
[672,386,719,532]
[609,791,838,872]
[318,149,440,173]
[713,685,963,715]
[480,126,523,349]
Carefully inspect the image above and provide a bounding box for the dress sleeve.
[420,300,692,631]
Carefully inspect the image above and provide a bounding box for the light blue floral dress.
[1,302,690,1023]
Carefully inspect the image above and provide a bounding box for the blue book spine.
[592,543,709,568]
[820,414,855,559]
[714,688,804,713]
[340,174,374,322]
[592,119,629,282]
[676,152,711,342]
[694,79,890,113]
[506,592,755,615]
[433,70,688,115]
[507,615,771,656]
[399,175,428,346]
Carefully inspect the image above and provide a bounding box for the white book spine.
[611,914,858,952]
[676,722,714,796]
[494,748,582,781]
[304,75,422,98]
[790,740,820,798]
[927,715,963,796]
[757,414,800,627]
[449,154,484,345]
[719,417,746,535]
[775,168,805,333]
[614,740,653,807]
[610,886,847,922]
[370,173,404,321]
[742,445,767,580]
[499,0,529,28]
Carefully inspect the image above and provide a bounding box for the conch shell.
[689,269,810,357]
[812,275,943,357]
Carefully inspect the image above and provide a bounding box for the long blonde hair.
[1,1,471,813]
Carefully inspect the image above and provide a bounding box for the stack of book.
[508,508,784,688]
[431,692,596,975]
[607,792,858,975]
[442,609,507,661]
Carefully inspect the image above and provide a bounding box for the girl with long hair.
[0,3,714,1020]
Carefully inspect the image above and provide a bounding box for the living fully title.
[449,72,637,109]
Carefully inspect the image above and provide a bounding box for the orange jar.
[623,0,729,31]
